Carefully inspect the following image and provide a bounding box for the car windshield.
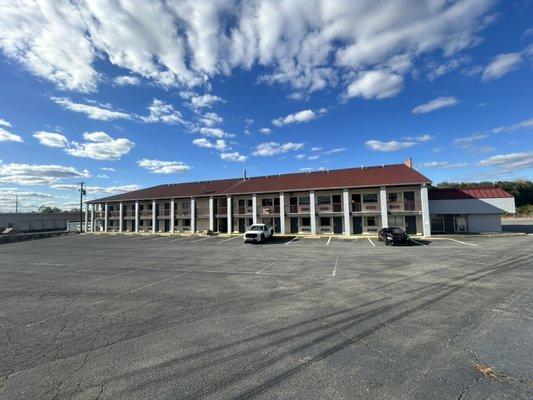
[390,227,404,234]
[248,225,263,231]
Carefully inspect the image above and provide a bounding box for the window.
[183,219,191,227]
[362,193,378,203]
[247,199,253,207]
[139,204,144,211]
[317,195,330,204]
[389,215,403,228]
[302,217,311,226]
[454,215,468,232]
[262,198,273,206]
[388,193,399,202]
[320,217,331,226]
[366,217,376,226]
[431,215,445,233]
[164,203,170,209]
[182,202,189,209]
[298,196,310,205]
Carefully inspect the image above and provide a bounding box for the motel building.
[85,161,515,237]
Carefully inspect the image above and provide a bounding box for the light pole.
[79,182,86,233]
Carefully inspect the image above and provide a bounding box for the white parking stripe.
[446,237,479,246]
[326,236,332,246]
[367,237,376,247]
[410,239,425,246]
[217,236,238,244]
[256,256,289,273]
[331,256,338,276]
[285,236,299,245]
[169,237,188,242]
[190,236,210,243]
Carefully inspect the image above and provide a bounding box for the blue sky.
[0,0,531,211]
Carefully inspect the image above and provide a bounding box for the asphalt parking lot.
[1,233,532,399]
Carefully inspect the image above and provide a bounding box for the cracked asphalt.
[0,233,531,399]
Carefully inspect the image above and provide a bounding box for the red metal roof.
[89,163,431,203]
[429,187,513,200]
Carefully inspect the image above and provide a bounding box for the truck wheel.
[260,234,265,243]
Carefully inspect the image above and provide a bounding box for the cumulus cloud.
[192,138,228,151]
[419,161,468,168]
[0,161,89,185]
[137,159,191,174]
[477,152,533,172]
[33,131,69,148]
[482,53,522,81]
[404,134,434,143]
[51,97,132,120]
[220,152,247,162]
[412,97,459,114]
[199,112,223,127]
[101,167,115,172]
[141,99,186,125]
[259,127,272,134]
[51,184,141,194]
[252,142,304,157]
[272,108,326,127]
[365,140,416,152]
[0,127,23,143]
[113,75,140,86]
[0,118,12,127]
[66,132,135,161]
[197,127,233,139]
[0,188,55,212]
[0,1,494,96]
[343,71,403,100]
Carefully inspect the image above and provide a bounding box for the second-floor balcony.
[258,205,281,215]
[158,209,171,218]
[216,206,228,216]
[196,208,209,218]
[95,211,106,219]
[388,201,421,212]
[123,210,135,218]
[351,202,380,213]
[316,203,342,214]
[140,210,153,218]
[108,211,120,219]
[286,204,311,214]
[234,206,254,215]
[175,208,192,217]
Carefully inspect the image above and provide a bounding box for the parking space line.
[129,271,190,293]
[190,237,211,243]
[367,237,376,247]
[285,236,299,245]
[217,236,238,244]
[331,256,338,276]
[169,237,188,242]
[410,239,425,246]
[446,238,479,246]
[256,255,289,273]
[326,236,332,246]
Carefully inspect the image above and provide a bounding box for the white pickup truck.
[243,224,274,243]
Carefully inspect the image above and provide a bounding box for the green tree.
[38,205,62,213]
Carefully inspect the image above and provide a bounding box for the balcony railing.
[286,204,311,214]
[108,211,120,218]
[196,208,209,217]
[258,205,280,215]
[158,209,171,218]
[234,206,254,215]
[140,210,153,218]
[175,208,191,217]
[123,210,135,218]
[351,202,380,213]
[315,203,342,213]
[95,211,106,219]
[216,206,228,215]
[388,200,420,212]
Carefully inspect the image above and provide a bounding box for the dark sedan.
[378,227,410,246]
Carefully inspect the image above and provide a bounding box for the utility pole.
[79,182,86,233]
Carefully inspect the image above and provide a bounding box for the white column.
[190,198,196,233]
[420,184,431,237]
[252,193,258,224]
[84,203,89,233]
[279,192,285,234]
[380,186,388,229]
[104,203,109,232]
[119,202,123,233]
[91,204,95,232]
[134,201,139,233]
[227,196,232,234]
[309,190,317,235]
[209,197,214,231]
[170,199,175,233]
[152,200,156,233]
[342,188,350,235]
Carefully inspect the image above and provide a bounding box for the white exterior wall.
[429,198,515,214]
[468,214,502,233]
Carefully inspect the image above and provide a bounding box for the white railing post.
[91,203,95,232]
[279,192,285,234]
[209,197,214,231]
[252,193,258,224]
[190,198,196,233]
[104,203,109,232]
[310,190,316,235]
[84,203,89,233]
[343,188,350,235]
[380,186,388,229]
[227,196,232,234]
[421,184,431,237]
[135,201,139,233]
[170,199,175,233]
[152,200,156,233]
[119,202,123,233]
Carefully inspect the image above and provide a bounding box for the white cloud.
[33,131,69,148]
[137,159,190,174]
[307,155,319,160]
[482,53,522,81]
[477,152,533,172]
[51,184,141,194]
[0,188,55,212]
[101,167,115,172]
[343,71,403,100]
[199,112,223,127]
[66,132,135,161]
[272,108,326,127]
[113,75,140,86]
[295,154,306,160]
[51,97,132,120]
[259,127,272,134]
[0,1,493,95]
[141,99,186,125]
[324,147,347,154]
[311,146,323,152]
[252,141,304,157]
[419,161,468,168]
[0,118,11,128]
[221,152,247,162]
[365,140,416,152]
[0,127,23,143]
[0,162,89,185]
[492,118,533,133]
[189,94,224,109]
[412,97,459,114]
[197,127,233,139]
[403,134,434,143]
[299,167,313,172]
[192,138,228,151]
[453,133,489,148]
[97,174,109,179]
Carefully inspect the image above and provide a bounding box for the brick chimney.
[404,158,413,168]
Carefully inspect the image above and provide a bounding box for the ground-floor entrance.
[405,215,417,234]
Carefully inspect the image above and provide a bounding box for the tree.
[38,205,62,213]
